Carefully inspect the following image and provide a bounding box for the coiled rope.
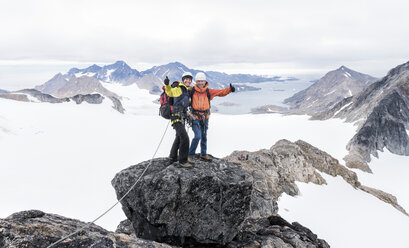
[47,120,171,248]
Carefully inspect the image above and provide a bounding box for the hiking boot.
[169,156,178,164]
[200,154,212,161]
[187,157,195,163]
[180,162,193,169]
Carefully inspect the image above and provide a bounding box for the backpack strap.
[206,88,211,106]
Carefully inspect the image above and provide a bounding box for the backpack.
[159,87,173,119]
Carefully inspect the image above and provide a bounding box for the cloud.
[1,0,409,76]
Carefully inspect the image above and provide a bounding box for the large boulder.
[112,158,254,246]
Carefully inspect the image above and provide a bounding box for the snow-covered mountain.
[67,60,141,85]
[283,66,377,115]
[141,61,281,91]
[0,89,8,93]
[44,61,293,93]
[313,61,409,172]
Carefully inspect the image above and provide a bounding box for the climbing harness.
[47,120,171,248]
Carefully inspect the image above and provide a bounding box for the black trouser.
[170,122,189,163]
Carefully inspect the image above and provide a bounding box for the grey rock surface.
[112,157,254,246]
[71,93,104,104]
[0,209,174,248]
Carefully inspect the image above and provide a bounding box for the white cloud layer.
[1,0,409,77]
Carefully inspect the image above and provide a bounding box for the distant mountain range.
[313,61,409,172]
[36,61,295,95]
[0,89,8,93]
[283,66,378,115]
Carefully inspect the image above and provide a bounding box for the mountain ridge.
[38,60,295,94]
[283,65,377,115]
[313,61,409,172]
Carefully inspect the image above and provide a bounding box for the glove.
[230,83,236,92]
[164,76,169,85]
[171,81,179,88]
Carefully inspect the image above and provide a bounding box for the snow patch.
[324,89,336,96]
[344,72,352,78]
[161,69,169,78]
[334,101,353,116]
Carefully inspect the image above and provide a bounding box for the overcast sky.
[1,0,409,88]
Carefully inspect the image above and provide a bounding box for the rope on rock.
[47,120,171,248]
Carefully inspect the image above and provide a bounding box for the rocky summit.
[112,154,330,247]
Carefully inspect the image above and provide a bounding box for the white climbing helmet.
[195,72,206,81]
[182,72,193,81]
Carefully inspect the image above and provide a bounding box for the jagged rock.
[0,209,174,248]
[71,93,104,104]
[116,219,136,237]
[228,216,330,248]
[224,139,408,216]
[109,96,125,113]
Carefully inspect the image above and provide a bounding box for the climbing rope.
[47,120,171,248]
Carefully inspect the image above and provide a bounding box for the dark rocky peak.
[85,64,103,72]
[67,67,80,75]
[106,60,132,70]
[385,60,409,78]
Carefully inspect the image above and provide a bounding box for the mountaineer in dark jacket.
[164,72,193,168]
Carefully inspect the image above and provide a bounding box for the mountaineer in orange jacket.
[187,72,235,162]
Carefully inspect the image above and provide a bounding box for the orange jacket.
[191,82,232,119]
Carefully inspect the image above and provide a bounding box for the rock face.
[313,61,409,171]
[224,139,408,216]
[0,209,174,248]
[112,155,330,247]
[284,66,377,115]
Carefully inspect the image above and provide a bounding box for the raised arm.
[208,84,235,100]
